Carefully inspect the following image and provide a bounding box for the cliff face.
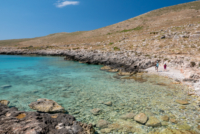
[0,103,95,134]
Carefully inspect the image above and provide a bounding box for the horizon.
[0,0,195,40]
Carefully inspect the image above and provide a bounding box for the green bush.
[113,47,120,51]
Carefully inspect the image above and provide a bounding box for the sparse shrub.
[190,61,196,67]
[120,26,143,33]
[164,58,169,61]
[113,47,120,51]
[150,32,159,34]
[109,42,114,45]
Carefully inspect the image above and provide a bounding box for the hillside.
[1,1,200,57]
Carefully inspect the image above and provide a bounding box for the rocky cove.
[1,48,200,133]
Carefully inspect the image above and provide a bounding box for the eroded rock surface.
[0,104,95,134]
[0,100,10,106]
[29,98,65,113]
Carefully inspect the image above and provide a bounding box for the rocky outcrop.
[0,100,10,106]
[29,98,66,113]
[0,103,95,134]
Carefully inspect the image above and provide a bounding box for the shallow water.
[0,55,199,133]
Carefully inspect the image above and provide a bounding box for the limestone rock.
[90,108,101,115]
[28,98,65,113]
[0,103,95,134]
[101,66,111,70]
[104,101,112,106]
[146,116,161,127]
[97,120,109,128]
[120,113,135,120]
[134,113,148,124]
[175,100,189,105]
[0,100,10,106]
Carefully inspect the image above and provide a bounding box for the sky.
[0,0,195,40]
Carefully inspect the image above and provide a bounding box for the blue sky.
[0,0,195,40]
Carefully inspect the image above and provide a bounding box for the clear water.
[0,55,199,133]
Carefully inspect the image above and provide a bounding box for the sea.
[0,55,199,133]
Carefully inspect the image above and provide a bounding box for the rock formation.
[0,103,95,134]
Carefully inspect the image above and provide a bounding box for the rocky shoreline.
[1,47,200,94]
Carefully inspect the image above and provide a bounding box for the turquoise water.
[0,55,199,133]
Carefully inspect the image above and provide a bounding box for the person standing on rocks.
[164,63,167,71]
[155,61,159,72]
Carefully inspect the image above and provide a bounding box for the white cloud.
[55,0,79,8]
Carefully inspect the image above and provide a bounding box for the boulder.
[97,120,109,128]
[134,113,148,124]
[146,116,161,127]
[120,113,135,120]
[28,98,65,113]
[0,100,10,106]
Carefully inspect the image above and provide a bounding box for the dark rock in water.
[1,85,12,89]
[0,103,95,134]
[29,98,66,113]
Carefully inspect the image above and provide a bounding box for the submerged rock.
[175,100,189,105]
[177,123,191,130]
[134,113,148,124]
[148,128,196,134]
[1,85,12,89]
[97,120,109,128]
[0,100,10,106]
[160,115,169,121]
[104,101,112,106]
[29,98,65,113]
[0,103,95,134]
[120,113,135,120]
[146,116,161,127]
[90,108,101,115]
[169,118,177,124]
